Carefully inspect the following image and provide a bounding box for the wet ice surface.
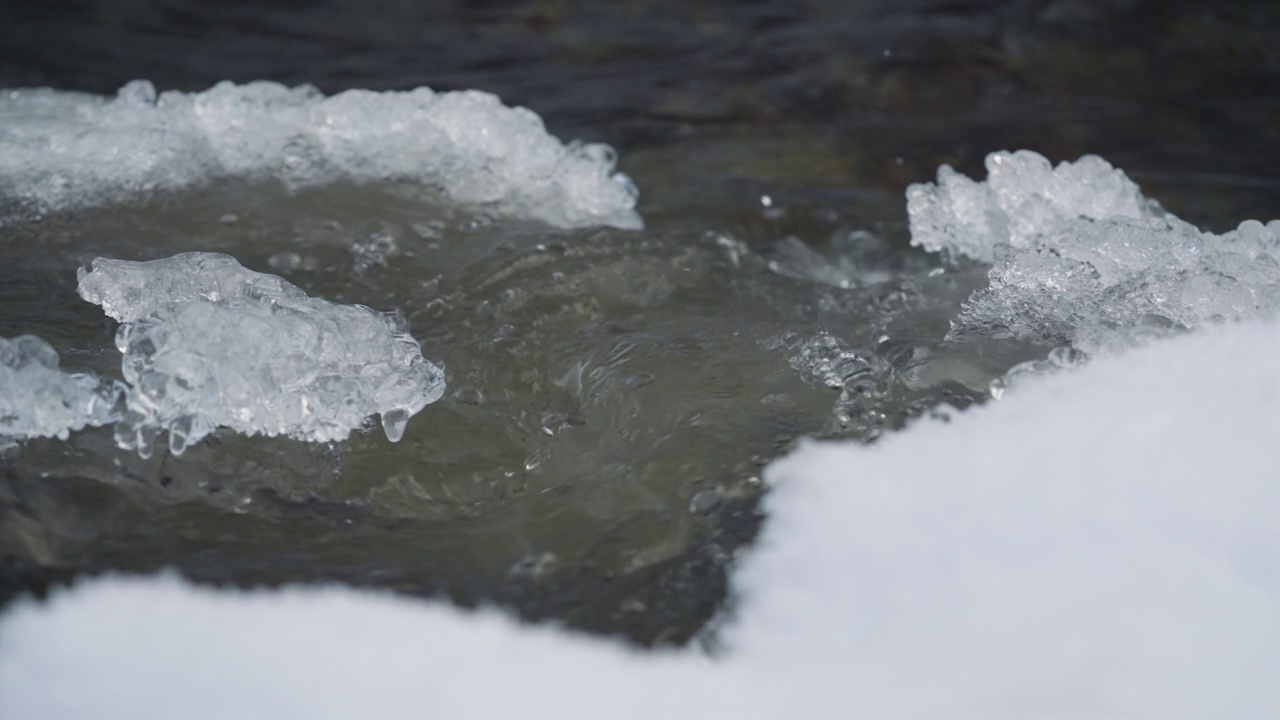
[0,336,121,445]
[0,81,640,230]
[78,253,445,457]
[909,151,1280,376]
[907,151,1161,262]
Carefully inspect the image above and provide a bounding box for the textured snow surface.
[0,80,641,229]
[0,335,121,443]
[3,316,1275,719]
[78,253,445,456]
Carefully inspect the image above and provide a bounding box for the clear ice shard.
[0,335,123,444]
[0,80,641,230]
[908,150,1280,353]
[77,253,446,457]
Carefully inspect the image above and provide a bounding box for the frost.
[0,80,641,230]
[77,253,445,457]
[906,150,1160,262]
[0,335,122,445]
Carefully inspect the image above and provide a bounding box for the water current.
[1,0,1276,646]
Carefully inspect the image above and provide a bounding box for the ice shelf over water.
[2,316,1275,718]
[908,150,1280,349]
[0,335,122,444]
[0,80,641,229]
[78,253,445,456]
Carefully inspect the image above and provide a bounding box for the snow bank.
[0,80,641,229]
[77,252,446,456]
[3,316,1275,718]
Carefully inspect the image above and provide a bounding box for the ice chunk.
[0,335,122,444]
[950,216,1280,347]
[0,80,641,230]
[906,150,1160,262]
[77,253,445,456]
[906,151,1280,353]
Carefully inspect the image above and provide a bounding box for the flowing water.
[1,0,1276,645]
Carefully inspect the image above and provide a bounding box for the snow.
[2,315,1275,718]
[0,81,641,230]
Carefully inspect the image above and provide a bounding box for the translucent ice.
[0,335,122,444]
[906,150,1161,262]
[77,253,446,456]
[950,214,1280,348]
[907,150,1280,353]
[0,80,641,230]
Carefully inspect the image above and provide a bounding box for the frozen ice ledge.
[908,150,1280,352]
[0,80,641,230]
[73,253,446,457]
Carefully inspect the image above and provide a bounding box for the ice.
[2,316,1276,718]
[950,214,1280,348]
[906,150,1161,262]
[0,80,641,230]
[906,151,1280,352]
[0,335,122,445]
[77,252,445,456]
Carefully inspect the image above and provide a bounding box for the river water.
[1,0,1276,645]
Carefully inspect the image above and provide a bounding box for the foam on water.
[0,336,122,445]
[0,81,641,230]
[78,253,445,457]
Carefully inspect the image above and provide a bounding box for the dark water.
[1,0,1276,646]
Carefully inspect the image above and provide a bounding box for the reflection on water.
[1,0,1276,645]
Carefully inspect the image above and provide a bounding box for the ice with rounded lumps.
[0,335,123,444]
[950,214,1280,348]
[907,150,1280,353]
[906,150,1161,262]
[0,80,641,230]
[77,253,445,457]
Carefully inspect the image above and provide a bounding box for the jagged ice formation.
[907,150,1280,352]
[0,80,641,230]
[0,335,122,446]
[78,253,445,457]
